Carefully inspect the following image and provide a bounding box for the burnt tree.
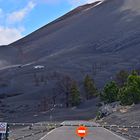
[56,75,73,108]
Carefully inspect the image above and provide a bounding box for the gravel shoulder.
[97,104,140,140]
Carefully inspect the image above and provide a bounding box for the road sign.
[0,122,7,134]
[76,126,88,138]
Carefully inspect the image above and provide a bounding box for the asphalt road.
[40,121,127,140]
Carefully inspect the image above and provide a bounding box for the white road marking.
[39,129,56,140]
[78,130,86,133]
[103,128,127,140]
[40,121,127,140]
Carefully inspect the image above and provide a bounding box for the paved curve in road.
[40,121,127,140]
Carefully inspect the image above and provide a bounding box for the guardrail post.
[6,124,9,140]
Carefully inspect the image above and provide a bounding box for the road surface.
[40,121,127,140]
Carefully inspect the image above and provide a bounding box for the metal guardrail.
[7,123,140,140]
[8,123,56,140]
[8,122,140,128]
[10,128,49,140]
[111,129,139,140]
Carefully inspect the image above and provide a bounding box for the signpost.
[0,123,7,134]
[76,126,88,140]
[0,122,8,140]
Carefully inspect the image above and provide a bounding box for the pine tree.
[69,82,81,106]
[102,81,119,103]
[118,72,140,105]
[84,75,98,100]
[116,70,129,87]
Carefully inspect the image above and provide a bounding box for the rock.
[99,102,121,117]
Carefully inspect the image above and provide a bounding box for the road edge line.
[103,127,127,140]
[39,129,56,140]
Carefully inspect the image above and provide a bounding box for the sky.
[0,0,99,45]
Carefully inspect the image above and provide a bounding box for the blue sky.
[0,0,98,45]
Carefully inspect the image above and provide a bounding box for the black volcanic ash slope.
[0,0,140,120]
[8,0,140,74]
[1,0,140,96]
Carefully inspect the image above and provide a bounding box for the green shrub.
[102,81,119,103]
[118,73,140,105]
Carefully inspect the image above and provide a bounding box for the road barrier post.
[6,124,9,140]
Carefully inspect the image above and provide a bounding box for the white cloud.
[0,26,23,45]
[68,0,83,7]
[43,0,61,4]
[68,0,101,8]
[0,8,4,18]
[86,0,101,3]
[0,1,36,45]
[0,0,100,45]
[7,1,36,24]
[42,0,100,6]
[0,8,2,14]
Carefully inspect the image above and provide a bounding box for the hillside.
[99,104,140,140]
[0,0,140,122]
[8,0,140,79]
